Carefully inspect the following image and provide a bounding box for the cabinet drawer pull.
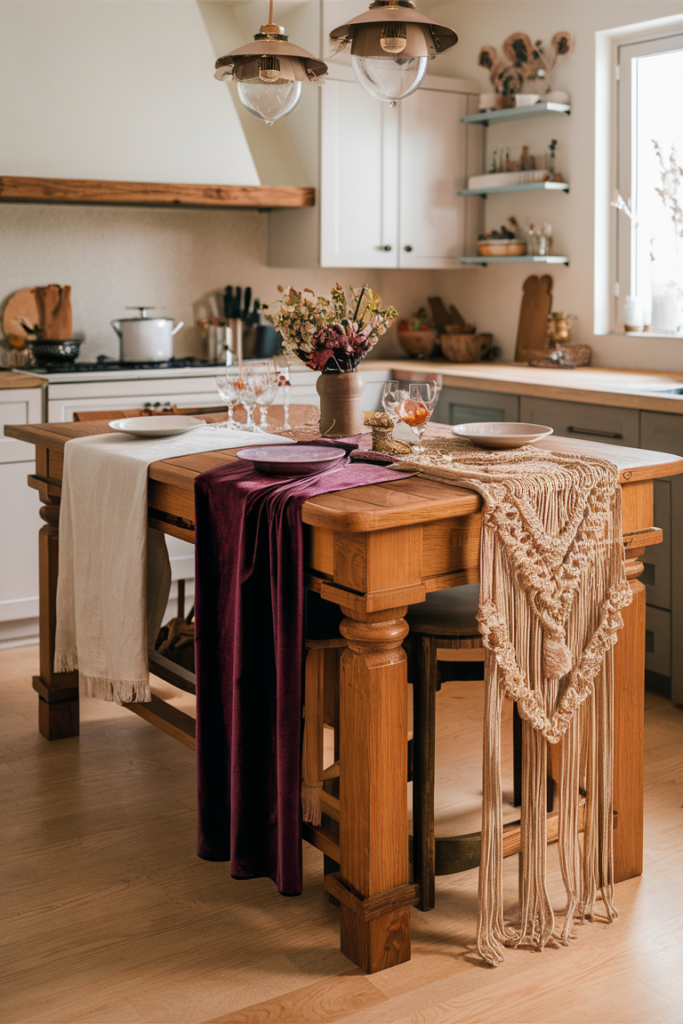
[379,244,392,251]
[566,425,623,440]
[404,245,413,252]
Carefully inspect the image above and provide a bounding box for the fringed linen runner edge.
[396,437,633,966]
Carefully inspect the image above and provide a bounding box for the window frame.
[615,31,683,333]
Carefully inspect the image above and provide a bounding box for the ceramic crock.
[316,370,366,438]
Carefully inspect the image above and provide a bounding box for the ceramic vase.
[316,370,366,438]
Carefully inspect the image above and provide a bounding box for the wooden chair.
[405,584,488,912]
[301,584,530,912]
[73,404,224,422]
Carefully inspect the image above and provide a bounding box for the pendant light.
[330,0,457,106]
[214,0,328,126]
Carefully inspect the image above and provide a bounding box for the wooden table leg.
[323,606,419,974]
[33,495,79,740]
[612,560,646,882]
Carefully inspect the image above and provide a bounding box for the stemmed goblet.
[274,355,292,429]
[382,379,409,433]
[214,368,244,429]
[397,382,438,458]
[250,364,278,431]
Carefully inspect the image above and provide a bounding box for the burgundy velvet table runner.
[194,448,406,896]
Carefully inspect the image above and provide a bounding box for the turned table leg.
[33,495,79,739]
[323,606,419,974]
[612,561,646,882]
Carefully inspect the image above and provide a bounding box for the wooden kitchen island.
[5,411,683,974]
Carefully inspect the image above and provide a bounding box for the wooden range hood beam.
[0,176,315,210]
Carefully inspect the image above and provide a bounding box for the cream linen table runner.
[54,426,294,704]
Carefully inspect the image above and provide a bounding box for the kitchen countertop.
[370,360,683,415]
[0,370,44,389]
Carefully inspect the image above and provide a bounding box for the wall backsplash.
[0,203,433,364]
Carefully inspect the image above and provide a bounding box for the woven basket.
[440,332,492,363]
[398,329,438,359]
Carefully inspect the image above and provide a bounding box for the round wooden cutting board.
[2,288,41,347]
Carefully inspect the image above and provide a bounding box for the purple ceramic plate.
[236,445,347,476]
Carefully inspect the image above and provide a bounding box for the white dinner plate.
[109,415,204,438]
[452,421,554,449]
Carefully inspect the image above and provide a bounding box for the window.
[615,32,683,335]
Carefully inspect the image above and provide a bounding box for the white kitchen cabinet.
[0,461,41,628]
[397,87,470,269]
[270,68,481,270]
[320,78,399,269]
[0,384,43,643]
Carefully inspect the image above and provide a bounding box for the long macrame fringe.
[397,439,631,966]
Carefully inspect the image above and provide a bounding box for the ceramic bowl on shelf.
[452,422,553,449]
[477,240,527,257]
[397,328,439,359]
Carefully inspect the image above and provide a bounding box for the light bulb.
[236,79,302,125]
[350,54,429,104]
[380,22,407,54]
[258,56,281,82]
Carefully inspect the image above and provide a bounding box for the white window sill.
[604,331,683,340]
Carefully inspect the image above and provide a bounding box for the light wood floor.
[1,644,683,1024]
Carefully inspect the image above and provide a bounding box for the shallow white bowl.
[452,421,554,449]
[109,415,203,438]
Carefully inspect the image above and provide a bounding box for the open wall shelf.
[0,176,315,209]
[461,255,569,265]
[460,102,571,126]
[458,180,569,197]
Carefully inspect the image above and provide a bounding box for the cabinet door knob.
[379,244,392,251]
[404,245,413,252]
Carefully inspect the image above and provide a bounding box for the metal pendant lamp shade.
[330,0,457,105]
[215,1,328,126]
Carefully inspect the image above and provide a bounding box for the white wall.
[0,201,438,361]
[420,0,683,370]
[0,0,259,185]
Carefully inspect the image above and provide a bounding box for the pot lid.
[120,306,174,322]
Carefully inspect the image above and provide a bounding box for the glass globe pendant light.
[330,0,457,106]
[215,0,327,126]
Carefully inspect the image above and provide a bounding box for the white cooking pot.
[111,307,184,362]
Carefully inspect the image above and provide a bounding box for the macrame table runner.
[396,436,633,966]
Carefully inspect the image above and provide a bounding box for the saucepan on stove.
[29,339,82,363]
[111,307,184,362]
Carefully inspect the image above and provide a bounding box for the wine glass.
[427,373,442,404]
[382,380,408,429]
[214,369,243,429]
[251,367,278,431]
[397,382,438,457]
[274,355,292,429]
[238,372,260,432]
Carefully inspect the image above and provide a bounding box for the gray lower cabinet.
[640,411,683,705]
[436,386,519,425]
[519,396,640,448]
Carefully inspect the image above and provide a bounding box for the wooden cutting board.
[515,275,553,362]
[2,288,41,347]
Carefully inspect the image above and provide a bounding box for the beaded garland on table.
[395,436,633,965]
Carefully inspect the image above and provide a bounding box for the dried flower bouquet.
[265,283,398,372]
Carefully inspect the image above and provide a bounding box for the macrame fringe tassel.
[301,782,323,827]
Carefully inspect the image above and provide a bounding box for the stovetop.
[30,356,223,374]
